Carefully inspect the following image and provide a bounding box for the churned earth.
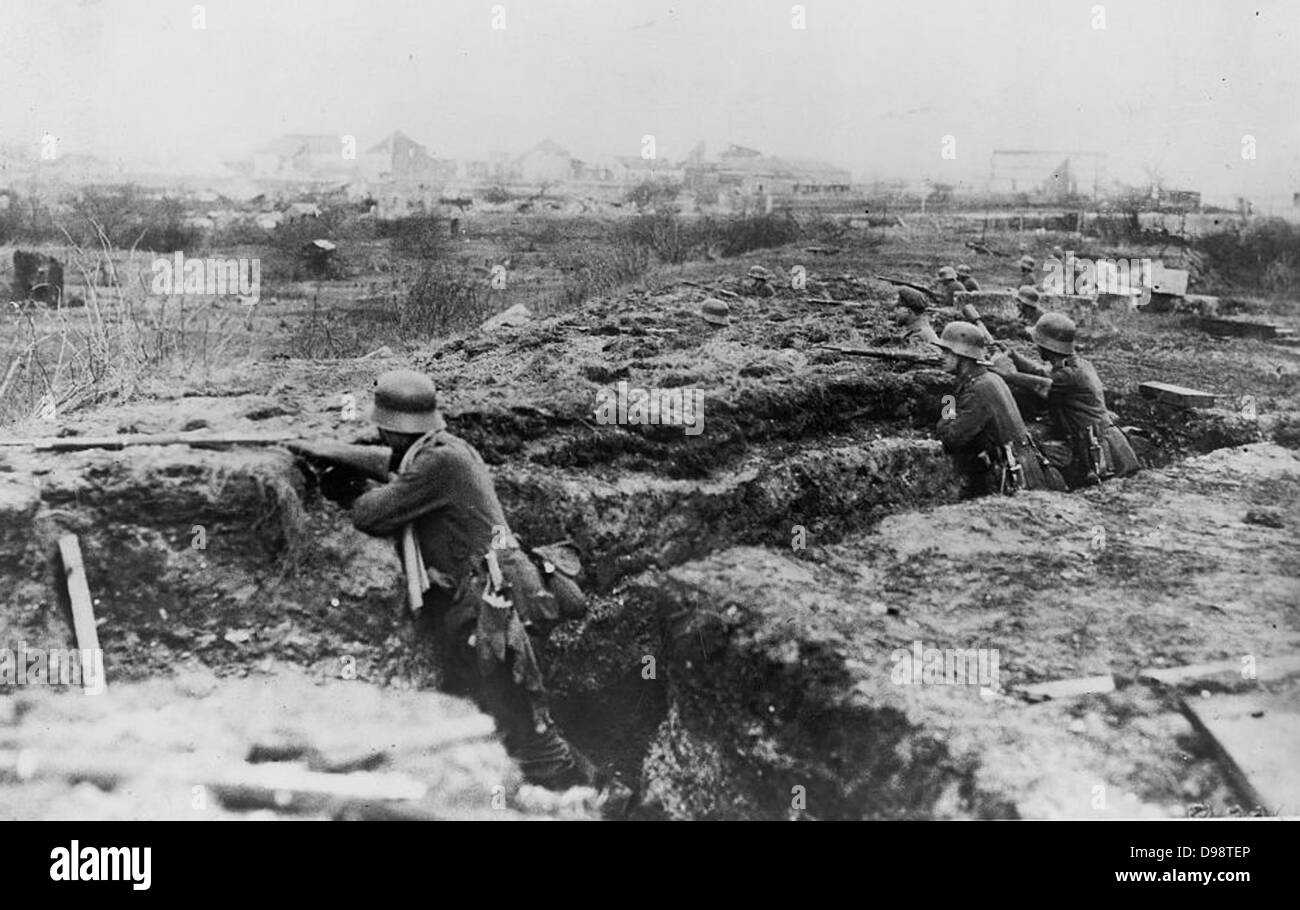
[1,230,1297,819]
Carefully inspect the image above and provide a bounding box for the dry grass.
[0,229,253,428]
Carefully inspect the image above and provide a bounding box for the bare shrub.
[403,264,491,336]
[1196,218,1300,293]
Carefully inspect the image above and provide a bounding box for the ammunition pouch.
[528,542,589,623]
[479,542,589,640]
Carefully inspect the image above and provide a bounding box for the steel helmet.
[701,297,731,326]
[933,320,989,362]
[1018,255,1036,270]
[1015,285,1042,310]
[955,264,972,277]
[1030,312,1077,355]
[897,287,928,313]
[937,266,957,280]
[371,369,441,433]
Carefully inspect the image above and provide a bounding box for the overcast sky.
[2,0,1296,205]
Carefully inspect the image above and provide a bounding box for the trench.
[0,363,1271,819]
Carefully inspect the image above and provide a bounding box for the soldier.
[1018,254,1037,288]
[992,313,1140,488]
[293,370,600,792]
[932,322,1064,497]
[893,287,939,346]
[956,264,980,292]
[936,266,964,307]
[1012,286,1044,338]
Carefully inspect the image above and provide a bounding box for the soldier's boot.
[508,723,599,791]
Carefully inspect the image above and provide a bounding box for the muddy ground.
[2,226,1298,819]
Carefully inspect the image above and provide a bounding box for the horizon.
[2,0,1297,207]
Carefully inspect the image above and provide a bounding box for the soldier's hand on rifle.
[286,439,361,463]
[988,352,1017,377]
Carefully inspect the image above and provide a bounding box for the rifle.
[0,430,300,452]
[817,345,941,366]
[0,432,394,481]
[872,274,942,302]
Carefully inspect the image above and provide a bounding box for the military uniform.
[935,367,1064,496]
[937,278,964,307]
[902,315,939,346]
[351,420,594,788]
[960,276,980,291]
[1003,352,1140,488]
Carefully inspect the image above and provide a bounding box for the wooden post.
[57,534,106,694]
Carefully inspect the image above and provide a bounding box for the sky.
[2,0,1297,206]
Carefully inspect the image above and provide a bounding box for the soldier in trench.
[932,321,1065,496]
[290,370,602,793]
[989,313,1140,489]
[891,287,940,347]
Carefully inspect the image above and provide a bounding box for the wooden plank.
[1140,654,1300,687]
[1181,689,1300,816]
[1151,266,1189,296]
[57,534,105,695]
[1139,381,1216,408]
[1199,316,1281,340]
[1015,674,1115,701]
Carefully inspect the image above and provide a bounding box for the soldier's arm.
[351,447,457,536]
[1001,371,1053,399]
[935,387,990,452]
[1009,350,1050,375]
[1043,362,1092,408]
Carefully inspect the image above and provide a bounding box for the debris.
[244,402,293,421]
[57,534,105,694]
[211,765,428,814]
[12,250,64,305]
[1244,509,1285,529]
[1198,316,1288,340]
[1150,266,1189,297]
[224,629,253,645]
[1139,654,1300,687]
[1138,381,1216,409]
[1180,688,1300,816]
[1015,675,1116,702]
[481,303,531,332]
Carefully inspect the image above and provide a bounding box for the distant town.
[4,130,1297,237]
